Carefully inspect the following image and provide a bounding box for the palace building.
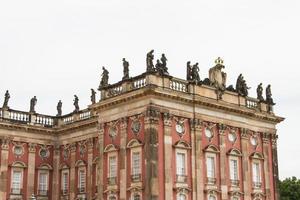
[0,54,284,200]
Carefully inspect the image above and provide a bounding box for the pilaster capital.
[241,128,250,140]
[70,143,77,153]
[218,123,228,135]
[271,134,278,148]
[86,138,94,149]
[97,123,105,135]
[1,136,12,150]
[190,118,202,131]
[163,112,172,127]
[144,106,160,125]
[262,132,271,144]
[119,117,128,130]
[28,143,37,153]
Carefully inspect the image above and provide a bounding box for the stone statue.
[73,95,79,112]
[146,50,155,72]
[2,90,10,109]
[155,59,164,75]
[91,89,96,104]
[30,96,37,113]
[209,57,227,99]
[155,54,169,76]
[191,62,201,84]
[56,100,62,116]
[122,58,129,80]
[236,74,250,96]
[257,83,264,102]
[186,61,192,81]
[99,67,109,89]
[266,84,274,105]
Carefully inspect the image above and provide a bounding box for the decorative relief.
[163,112,172,127]
[86,138,94,149]
[13,145,24,157]
[218,123,227,135]
[39,145,50,159]
[271,134,278,147]
[144,106,160,124]
[250,133,258,149]
[262,132,270,144]
[63,145,70,160]
[241,128,249,139]
[203,123,215,142]
[228,128,237,143]
[190,118,202,130]
[70,143,77,153]
[174,117,186,138]
[78,141,87,157]
[1,137,12,150]
[28,143,37,153]
[109,126,118,139]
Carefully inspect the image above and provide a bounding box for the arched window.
[177,193,186,200]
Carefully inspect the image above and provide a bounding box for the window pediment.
[227,148,242,157]
[104,144,119,153]
[59,163,70,170]
[37,163,53,170]
[173,140,191,149]
[75,160,86,167]
[250,152,264,160]
[11,161,27,168]
[203,145,220,153]
[127,139,143,148]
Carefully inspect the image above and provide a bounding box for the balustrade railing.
[79,110,91,120]
[170,78,188,93]
[8,110,30,123]
[35,114,54,126]
[133,77,147,89]
[63,115,74,124]
[246,97,259,109]
[107,84,123,97]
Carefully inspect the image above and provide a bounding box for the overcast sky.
[0,0,299,179]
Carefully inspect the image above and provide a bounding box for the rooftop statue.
[122,58,130,80]
[56,100,62,116]
[266,84,275,105]
[91,89,96,104]
[146,50,155,72]
[73,95,79,113]
[99,67,109,89]
[236,74,250,97]
[155,59,164,75]
[156,54,169,76]
[186,61,192,81]
[2,90,10,109]
[191,62,201,84]
[30,96,37,113]
[257,83,264,102]
[209,57,227,99]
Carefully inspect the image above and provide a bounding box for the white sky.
[0,0,299,179]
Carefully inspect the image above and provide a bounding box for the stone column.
[0,137,11,200]
[191,119,204,200]
[144,106,160,200]
[240,128,251,199]
[69,143,77,200]
[218,124,228,200]
[163,113,173,200]
[271,134,279,200]
[119,118,128,200]
[52,144,61,200]
[27,143,36,199]
[98,124,105,200]
[87,138,94,200]
[262,133,271,200]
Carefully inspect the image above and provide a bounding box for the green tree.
[279,177,300,200]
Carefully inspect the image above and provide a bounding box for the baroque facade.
[0,55,283,200]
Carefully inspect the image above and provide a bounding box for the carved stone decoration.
[13,145,24,157]
[131,119,141,135]
[56,100,62,116]
[250,135,258,148]
[163,112,172,127]
[146,49,155,72]
[1,137,12,150]
[39,145,50,159]
[205,127,214,142]
[156,54,169,76]
[109,126,118,139]
[29,96,37,113]
[98,66,109,89]
[191,62,201,84]
[63,146,70,160]
[79,143,86,158]
[122,58,130,80]
[209,57,227,99]
[2,90,10,109]
[90,89,96,104]
[186,61,192,81]
[175,121,185,137]
[256,83,264,102]
[266,84,275,105]
[190,118,202,131]
[236,74,250,97]
[228,129,237,143]
[218,123,227,135]
[241,128,249,139]
[28,143,37,153]
[73,95,79,113]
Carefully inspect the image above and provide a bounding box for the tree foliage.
[279,177,300,200]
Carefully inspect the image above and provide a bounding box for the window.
[208,195,216,200]
[176,153,186,175]
[230,159,238,180]
[109,156,117,178]
[62,171,69,194]
[177,194,186,200]
[206,156,215,178]
[39,172,48,195]
[109,196,117,200]
[252,162,261,187]
[11,170,22,194]
[133,193,141,200]
[78,169,86,193]
[132,152,141,175]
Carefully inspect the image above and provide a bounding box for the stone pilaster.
[163,113,173,200]
[240,128,251,199]
[119,118,128,200]
[144,106,160,200]
[98,124,105,200]
[69,143,77,200]
[262,133,271,200]
[191,119,204,200]
[87,138,94,200]
[27,143,36,199]
[52,144,60,200]
[271,134,279,200]
[218,124,228,200]
[0,137,11,200]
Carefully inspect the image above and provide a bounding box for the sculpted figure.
[99,67,109,89]
[209,57,227,99]
[186,61,192,81]
[2,90,10,108]
[155,59,164,75]
[57,100,62,116]
[122,58,129,80]
[30,96,37,113]
[146,50,155,72]
[191,62,201,84]
[157,54,169,75]
[236,74,250,96]
[266,84,274,104]
[257,83,264,102]
[73,95,79,112]
[91,89,96,104]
